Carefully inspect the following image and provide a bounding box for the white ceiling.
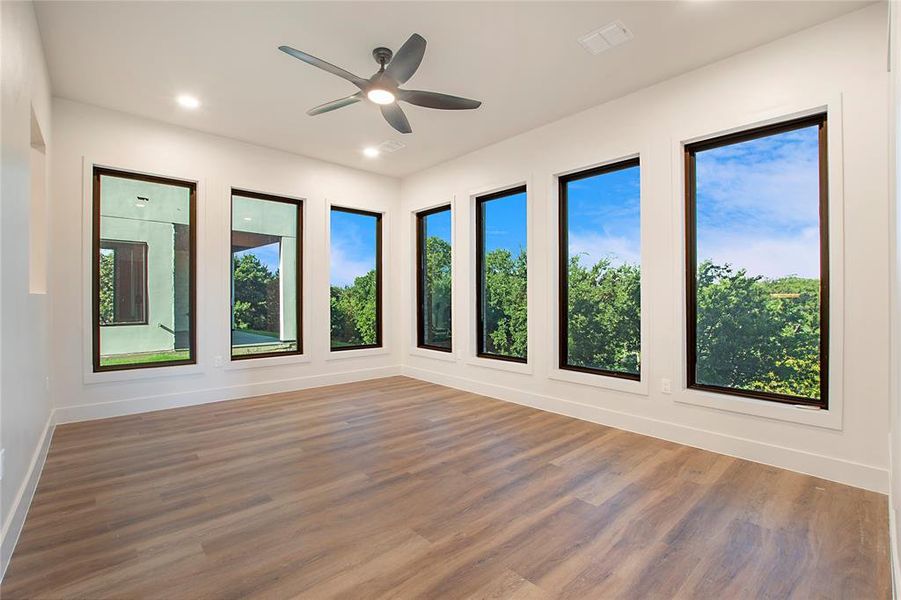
[35,1,870,177]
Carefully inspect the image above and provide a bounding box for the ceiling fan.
[278,33,481,134]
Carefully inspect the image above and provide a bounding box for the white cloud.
[330,240,374,287]
[698,226,821,279]
[568,231,640,267]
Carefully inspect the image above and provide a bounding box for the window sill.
[325,346,390,361]
[225,354,312,370]
[409,347,457,363]
[83,362,203,384]
[675,388,841,430]
[465,356,532,375]
[547,367,648,396]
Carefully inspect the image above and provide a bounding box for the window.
[231,190,302,359]
[93,167,196,371]
[330,207,382,350]
[416,205,452,352]
[100,240,148,325]
[476,186,527,362]
[685,114,828,407]
[559,159,640,379]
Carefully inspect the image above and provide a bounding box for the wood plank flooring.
[2,376,890,599]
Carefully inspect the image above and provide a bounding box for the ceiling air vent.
[578,21,634,55]
[378,140,406,153]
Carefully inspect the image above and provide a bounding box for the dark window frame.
[684,113,829,409]
[558,157,641,381]
[230,189,304,361]
[99,239,149,326]
[416,204,453,353]
[475,185,528,363]
[92,166,197,372]
[329,205,383,351]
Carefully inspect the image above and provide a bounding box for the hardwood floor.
[2,376,890,599]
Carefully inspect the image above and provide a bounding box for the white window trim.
[545,150,650,396]
[467,178,534,375]
[670,94,844,431]
[81,157,205,385]
[223,185,309,369]
[408,197,458,362]
[325,199,389,357]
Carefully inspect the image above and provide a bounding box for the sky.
[482,190,527,253]
[331,209,378,287]
[423,208,451,243]
[566,165,640,268]
[235,242,280,273]
[696,124,821,279]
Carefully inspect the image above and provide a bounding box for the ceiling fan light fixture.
[367,88,395,105]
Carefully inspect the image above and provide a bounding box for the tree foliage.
[331,270,378,346]
[482,247,528,358]
[695,261,820,399]
[422,236,452,345]
[566,256,640,374]
[99,251,114,324]
[233,254,279,332]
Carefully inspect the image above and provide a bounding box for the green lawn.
[100,350,191,367]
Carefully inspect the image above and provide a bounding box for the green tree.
[99,251,114,324]
[424,236,452,344]
[233,254,275,331]
[695,261,820,400]
[566,257,640,374]
[330,270,378,346]
[483,247,528,358]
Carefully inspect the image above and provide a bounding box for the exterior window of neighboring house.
[558,158,641,380]
[231,190,302,359]
[93,167,196,371]
[329,206,382,350]
[416,205,452,352]
[99,240,148,325]
[475,185,527,362]
[685,113,828,407]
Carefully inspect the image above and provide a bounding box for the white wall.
[400,4,890,492]
[0,0,54,576]
[885,0,901,588]
[49,99,402,422]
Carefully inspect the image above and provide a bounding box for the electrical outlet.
[45,376,50,392]
[213,355,224,368]
[661,378,672,394]
[0,448,5,481]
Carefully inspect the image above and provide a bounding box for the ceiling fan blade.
[279,46,367,89]
[307,93,363,116]
[399,90,481,110]
[380,103,412,134]
[384,34,426,85]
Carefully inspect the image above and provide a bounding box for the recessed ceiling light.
[243,217,253,221]
[366,89,395,105]
[176,94,201,109]
[363,147,380,158]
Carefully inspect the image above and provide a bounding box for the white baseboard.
[403,365,889,493]
[54,365,403,424]
[1,411,55,581]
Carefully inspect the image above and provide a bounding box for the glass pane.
[231,194,299,358]
[694,123,823,401]
[96,172,193,368]
[100,241,147,325]
[564,163,640,375]
[330,209,380,349]
[419,208,452,350]
[479,189,527,359]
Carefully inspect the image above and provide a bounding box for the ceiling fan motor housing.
[372,47,393,67]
